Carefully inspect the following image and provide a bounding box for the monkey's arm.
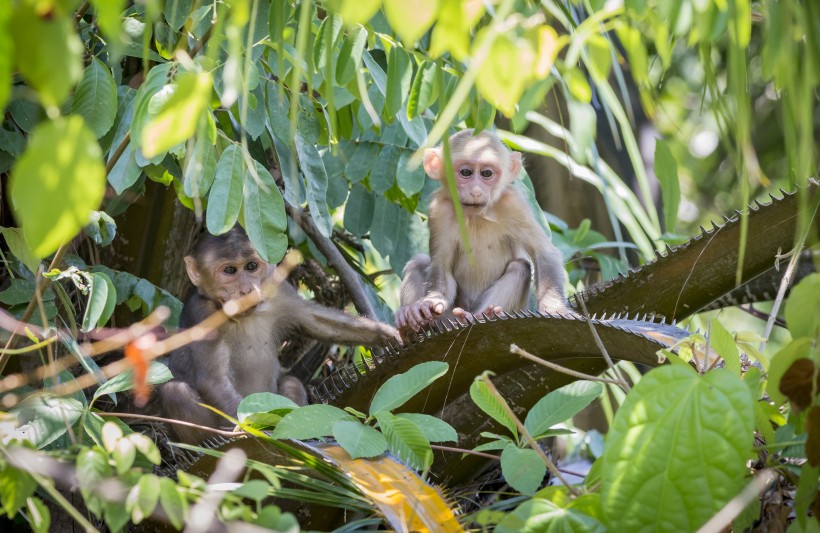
[529,226,570,313]
[277,284,400,345]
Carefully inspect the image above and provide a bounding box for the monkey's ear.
[422,147,444,180]
[509,151,523,180]
[184,256,202,286]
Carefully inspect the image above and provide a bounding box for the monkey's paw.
[395,299,447,330]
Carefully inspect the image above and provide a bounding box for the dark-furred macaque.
[395,129,568,331]
[160,225,400,443]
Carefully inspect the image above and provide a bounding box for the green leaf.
[324,0,380,27]
[0,279,50,306]
[385,45,412,118]
[654,139,680,232]
[586,34,612,82]
[159,477,186,530]
[785,273,820,340]
[343,184,375,236]
[0,3,12,115]
[375,412,433,471]
[142,72,213,158]
[295,132,332,237]
[9,116,106,258]
[524,381,603,437]
[396,413,457,443]
[234,480,270,502]
[113,437,136,475]
[182,135,217,199]
[243,160,288,263]
[767,338,815,406]
[500,444,547,495]
[407,60,437,119]
[81,272,117,332]
[0,227,39,274]
[206,144,245,235]
[26,497,50,533]
[369,361,449,415]
[237,393,298,423]
[271,405,352,440]
[383,0,439,45]
[333,419,388,459]
[496,497,607,533]
[601,366,755,531]
[336,27,368,85]
[470,380,518,439]
[127,474,160,524]
[71,58,118,138]
[165,0,193,31]
[130,63,173,148]
[85,211,117,247]
[476,33,535,117]
[397,149,426,196]
[77,448,110,515]
[128,432,162,465]
[565,68,592,104]
[709,320,740,376]
[93,362,173,400]
[344,141,380,183]
[0,465,36,517]
[369,144,399,194]
[11,2,83,108]
[10,395,84,449]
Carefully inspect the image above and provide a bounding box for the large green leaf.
[709,320,740,376]
[785,273,820,340]
[369,144,399,194]
[396,149,426,196]
[0,3,11,115]
[142,72,213,158]
[496,497,607,533]
[325,0,380,27]
[71,58,118,139]
[237,392,298,427]
[654,139,681,233]
[369,361,449,415]
[10,395,84,449]
[130,63,173,148]
[0,227,39,274]
[396,413,457,443]
[76,448,111,516]
[469,379,518,439]
[165,0,193,31]
[476,32,535,117]
[375,412,433,471]
[343,184,376,237]
[385,45,412,118]
[601,366,755,531]
[333,420,388,459]
[11,2,83,108]
[500,444,547,496]
[9,116,106,258]
[0,465,36,517]
[407,60,437,118]
[383,0,439,45]
[81,272,117,332]
[524,380,602,438]
[92,362,173,401]
[242,160,287,263]
[271,405,352,440]
[159,477,186,530]
[295,132,333,237]
[206,144,245,235]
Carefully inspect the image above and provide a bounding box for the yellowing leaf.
[534,26,560,79]
[9,117,106,258]
[383,0,440,46]
[324,0,381,27]
[476,33,535,117]
[141,71,213,158]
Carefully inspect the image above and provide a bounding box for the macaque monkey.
[395,129,568,331]
[160,225,400,443]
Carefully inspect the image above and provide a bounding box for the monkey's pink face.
[454,159,503,207]
[207,257,271,305]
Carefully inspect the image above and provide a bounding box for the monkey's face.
[453,158,503,208]
[187,251,272,307]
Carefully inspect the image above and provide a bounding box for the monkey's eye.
[459,168,472,177]
[222,265,238,275]
[480,169,494,179]
[245,261,258,272]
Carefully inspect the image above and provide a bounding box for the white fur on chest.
[453,217,520,303]
[218,312,278,396]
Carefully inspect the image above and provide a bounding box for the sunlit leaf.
[142,72,213,158]
[11,2,83,108]
[26,497,50,533]
[476,33,535,117]
[709,320,740,376]
[785,273,820,340]
[0,466,36,517]
[9,116,106,258]
[333,420,388,459]
[71,58,118,138]
[369,361,449,415]
[384,0,439,45]
[396,413,457,443]
[586,34,612,82]
[375,412,433,471]
[81,272,117,332]
[93,362,172,400]
[237,392,298,423]
[470,379,518,439]
[10,395,84,449]
[0,3,12,115]
[524,381,602,438]
[496,497,607,533]
[324,0,381,27]
[271,405,352,440]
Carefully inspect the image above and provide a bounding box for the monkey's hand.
[453,305,505,323]
[396,298,447,330]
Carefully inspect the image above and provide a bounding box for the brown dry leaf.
[779,358,819,412]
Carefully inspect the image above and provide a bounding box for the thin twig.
[105,131,130,174]
[285,203,377,318]
[482,377,581,497]
[511,344,623,384]
[759,248,801,352]
[101,412,245,438]
[577,297,630,392]
[430,444,500,461]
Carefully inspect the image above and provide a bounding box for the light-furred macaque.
[395,129,568,331]
[161,225,400,443]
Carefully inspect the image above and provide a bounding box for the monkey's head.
[184,225,272,306]
[423,129,522,211]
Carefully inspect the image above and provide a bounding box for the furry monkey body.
[396,130,568,331]
[161,225,399,443]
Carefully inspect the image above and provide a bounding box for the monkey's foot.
[453,305,505,324]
